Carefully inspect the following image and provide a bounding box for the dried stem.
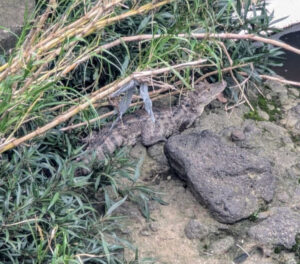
[218,41,254,111]
[62,32,300,76]
[259,75,300,87]
[0,0,174,83]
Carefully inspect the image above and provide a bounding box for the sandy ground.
[124,178,273,264]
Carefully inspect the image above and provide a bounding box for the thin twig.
[225,100,246,111]
[238,71,300,87]
[218,41,254,111]
[260,75,300,87]
[195,63,251,83]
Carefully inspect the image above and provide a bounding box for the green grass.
[0,131,163,263]
[0,0,282,142]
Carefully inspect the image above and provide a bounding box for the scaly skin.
[85,81,227,161]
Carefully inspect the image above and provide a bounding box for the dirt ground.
[124,178,274,264]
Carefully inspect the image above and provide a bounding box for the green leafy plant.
[0,132,161,263]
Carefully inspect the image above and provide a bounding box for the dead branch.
[238,72,300,87]
[260,75,300,87]
[62,32,300,76]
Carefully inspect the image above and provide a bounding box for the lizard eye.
[185,103,190,107]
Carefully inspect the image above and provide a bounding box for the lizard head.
[183,80,227,113]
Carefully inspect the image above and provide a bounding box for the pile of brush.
[0,0,298,153]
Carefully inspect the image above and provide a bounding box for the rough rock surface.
[248,207,300,249]
[165,130,275,224]
[184,219,210,240]
[0,0,35,52]
[209,236,235,255]
[284,103,300,136]
[122,78,300,263]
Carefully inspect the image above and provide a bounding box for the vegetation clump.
[244,109,266,121]
[0,133,162,263]
[244,93,282,121]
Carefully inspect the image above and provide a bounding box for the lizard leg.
[141,121,167,146]
[142,135,167,146]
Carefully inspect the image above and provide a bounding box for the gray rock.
[283,103,300,135]
[210,236,235,255]
[248,207,300,249]
[139,227,151,236]
[265,79,288,95]
[149,223,159,232]
[184,219,210,240]
[0,0,35,52]
[257,108,270,121]
[147,142,168,166]
[231,129,246,142]
[288,88,300,97]
[165,130,275,223]
[129,142,146,159]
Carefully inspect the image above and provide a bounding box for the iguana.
[84,81,227,161]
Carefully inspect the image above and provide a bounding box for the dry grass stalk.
[217,41,254,111]
[0,0,173,87]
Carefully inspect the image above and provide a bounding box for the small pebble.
[231,129,246,142]
[266,94,272,100]
[184,219,209,240]
[149,223,159,232]
[139,228,151,237]
[210,236,235,255]
[257,108,270,121]
[288,88,300,97]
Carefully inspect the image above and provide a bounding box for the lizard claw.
[217,92,227,103]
